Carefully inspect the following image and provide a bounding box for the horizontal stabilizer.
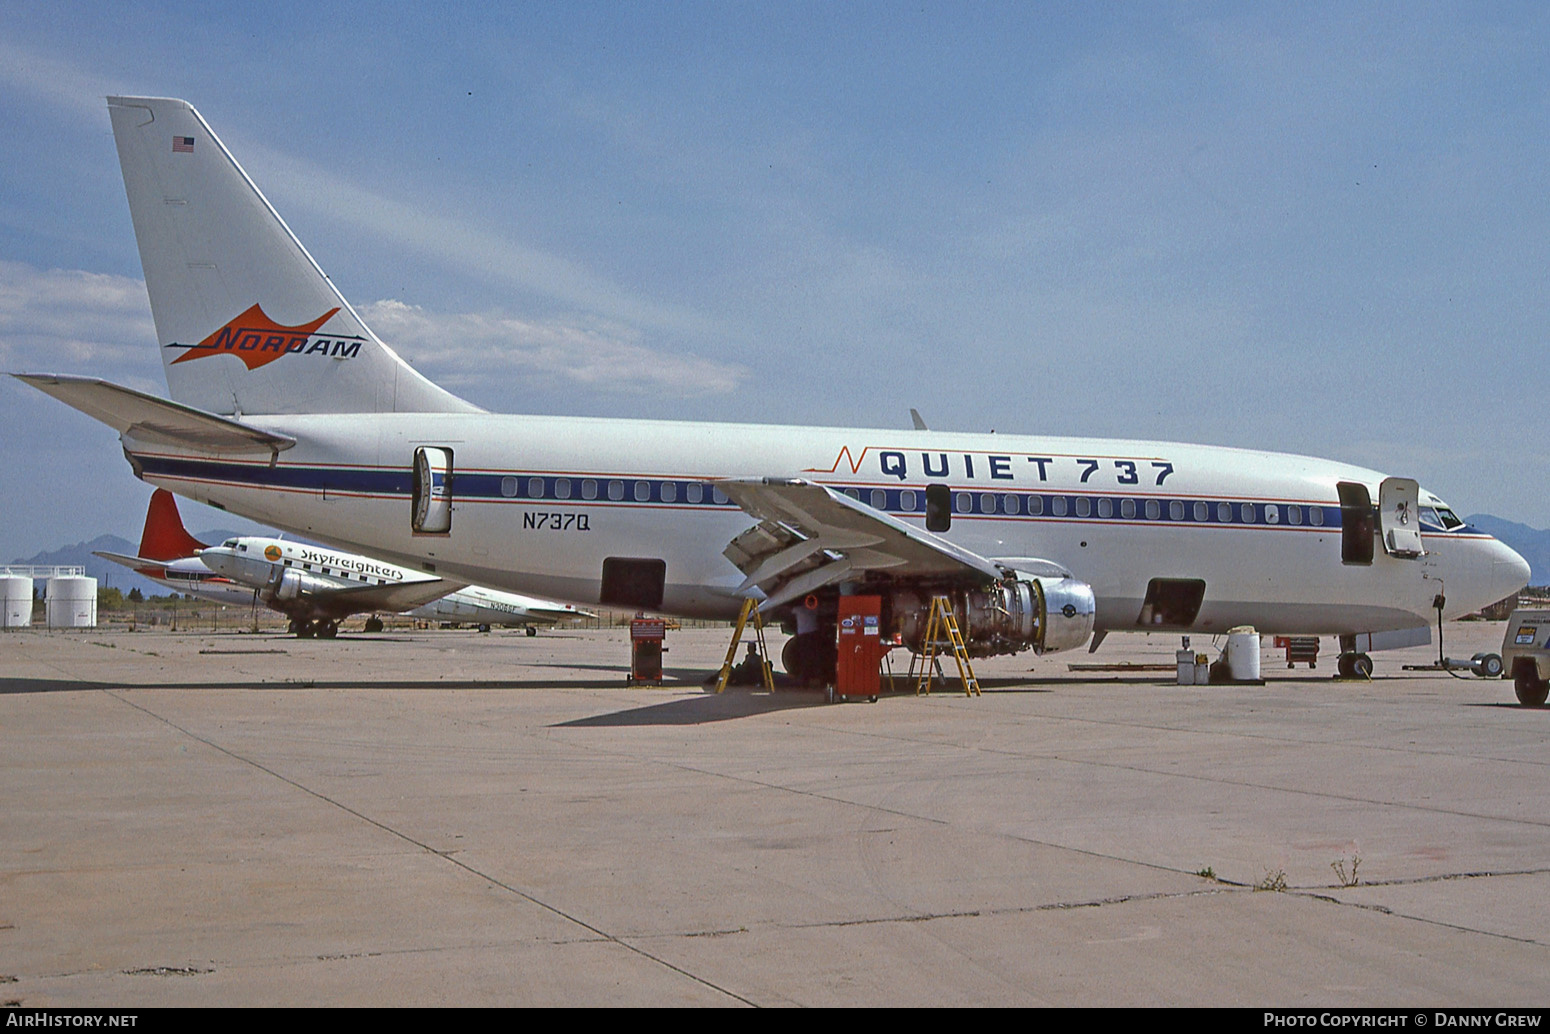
[93,549,163,574]
[13,374,295,454]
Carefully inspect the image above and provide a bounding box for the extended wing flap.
[718,478,1004,606]
[14,374,296,454]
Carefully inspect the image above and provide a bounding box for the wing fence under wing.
[719,478,1005,609]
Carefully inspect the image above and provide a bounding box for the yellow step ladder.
[915,595,981,697]
[716,598,776,694]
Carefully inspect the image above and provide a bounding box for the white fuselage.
[128,413,1529,638]
[122,556,258,608]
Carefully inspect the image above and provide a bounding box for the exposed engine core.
[890,573,1096,657]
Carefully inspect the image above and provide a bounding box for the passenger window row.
[500,476,729,505]
[841,487,1325,527]
[495,475,1328,527]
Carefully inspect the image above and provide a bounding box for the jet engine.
[890,572,1096,657]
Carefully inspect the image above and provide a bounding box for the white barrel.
[1,575,33,628]
[1226,626,1261,681]
[46,575,98,628]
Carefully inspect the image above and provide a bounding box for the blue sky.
[2,1,1548,559]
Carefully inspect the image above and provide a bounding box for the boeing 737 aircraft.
[18,97,1532,684]
[100,489,590,636]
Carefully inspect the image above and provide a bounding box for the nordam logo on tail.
[168,304,364,370]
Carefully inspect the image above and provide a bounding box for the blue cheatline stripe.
[135,453,1345,530]
[137,454,410,495]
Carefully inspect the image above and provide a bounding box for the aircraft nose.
[1490,539,1532,602]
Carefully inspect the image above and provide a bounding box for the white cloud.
[244,143,722,341]
[0,259,746,401]
[0,260,156,372]
[359,299,746,397]
[0,39,120,122]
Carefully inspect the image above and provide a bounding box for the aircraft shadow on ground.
[556,690,826,726]
[0,672,1095,700]
[556,672,1066,726]
[0,676,684,695]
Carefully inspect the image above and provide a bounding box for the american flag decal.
[172,136,194,153]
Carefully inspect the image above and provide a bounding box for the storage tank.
[46,575,97,629]
[1225,626,1262,682]
[1,574,33,629]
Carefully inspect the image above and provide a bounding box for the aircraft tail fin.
[139,489,207,561]
[106,96,479,417]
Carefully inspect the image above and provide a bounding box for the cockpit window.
[223,539,237,547]
[1423,507,1465,531]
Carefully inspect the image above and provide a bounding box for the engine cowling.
[891,572,1096,658]
[269,567,333,602]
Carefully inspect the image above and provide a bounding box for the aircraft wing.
[516,600,596,623]
[14,375,296,455]
[302,578,463,617]
[719,478,1005,610]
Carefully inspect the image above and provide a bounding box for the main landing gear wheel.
[318,621,339,639]
[1514,663,1548,707]
[526,626,538,637]
[1337,652,1373,679]
[782,632,838,688]
[364,616,384,633]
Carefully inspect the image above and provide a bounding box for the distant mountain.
[9,529,251,597]
[1466,515,1550,586]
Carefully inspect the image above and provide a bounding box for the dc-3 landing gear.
[288,619,340,639]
